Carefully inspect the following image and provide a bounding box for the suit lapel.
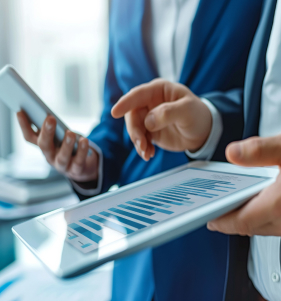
[243,0,277,138]
[179,0,229,85]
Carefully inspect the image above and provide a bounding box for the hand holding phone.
[0,65,99,182]
[17,111,99,182]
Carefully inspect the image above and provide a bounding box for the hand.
[207,135,281,236]
[111,79,212,161]
[17,111,99,182]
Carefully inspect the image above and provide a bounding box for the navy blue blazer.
[86,0,264,300]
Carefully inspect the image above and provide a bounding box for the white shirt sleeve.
[248,236,281,301]
[70,140,103,196]
[185,98,223,160]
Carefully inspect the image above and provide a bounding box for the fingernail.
[230,143,241,159]
[136,139,141,149]
[81,142,86,149]
[145,114,155,130]
[45,122,53,131]
[87,149,93,156]
[66,136,72,144]
[141,151,145,159]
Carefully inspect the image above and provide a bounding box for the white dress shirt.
[248,0,281,299]
[150,0,223,161]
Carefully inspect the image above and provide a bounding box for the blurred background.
[0,0,109,159]
[0,1,113,300]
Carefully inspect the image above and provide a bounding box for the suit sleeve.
[85,43,131,194]
[201,88,245,162]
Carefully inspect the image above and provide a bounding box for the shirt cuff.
[248,236,281,301]
[70,140,103,196]
[185,98,223,160]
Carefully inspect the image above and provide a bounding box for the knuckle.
[159,103,171,119]
[247,137,263,159]
[71,163,83,176]
[55,156,68,169]
[74,156,85,167]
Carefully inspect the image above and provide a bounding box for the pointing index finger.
[111,79,168,119]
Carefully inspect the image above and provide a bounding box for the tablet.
[0,65,78,152]
[12,161,279,278]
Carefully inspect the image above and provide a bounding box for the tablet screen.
[39,168,268,254]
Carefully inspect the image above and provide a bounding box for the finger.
[125,108,148,158]
[69,137,89,176]
[111,79,166,118]
[207,179,280,236]
[146,132,155,159]
[37,116,57,164]
[144,99,187,132]
[226,135,281,167]
[112,79,188,118]
[54,131,76,173]
[17,111,38,144]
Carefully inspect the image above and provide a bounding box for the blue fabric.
[87,0,263,300]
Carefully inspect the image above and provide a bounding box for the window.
[7,0,109,156]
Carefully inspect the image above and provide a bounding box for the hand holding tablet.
[208,136,281,236]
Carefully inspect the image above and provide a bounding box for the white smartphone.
[12,161,279,278]
[0,65,79,153]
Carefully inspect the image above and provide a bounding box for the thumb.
[144,99,185,132]
[226,135,281,167]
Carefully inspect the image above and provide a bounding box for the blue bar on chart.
[89,215,134,234]
[81,243,92,249]
[164,188,214,198]
[69,223,102,244]
[170,187,218,198]
[150,194,194,205]
[118,204,155,216]
[178,186,207,192]
[145,196,184,206]
[126,201,174,215]
[68,234,78,240]
[134,198,171,208]
[177,186,218,196]
[99,211,146,229]
[182,184,229,192]
[150,193,191,203]
[79,219,102,231]
[163,189,187,196]
[108,208,158,224]
[181,178,236,191]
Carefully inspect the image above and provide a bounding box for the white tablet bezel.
[12,161,279,278]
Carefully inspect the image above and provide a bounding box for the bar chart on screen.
[59,168,266,253]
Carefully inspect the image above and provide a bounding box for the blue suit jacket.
[86,0,264,300]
